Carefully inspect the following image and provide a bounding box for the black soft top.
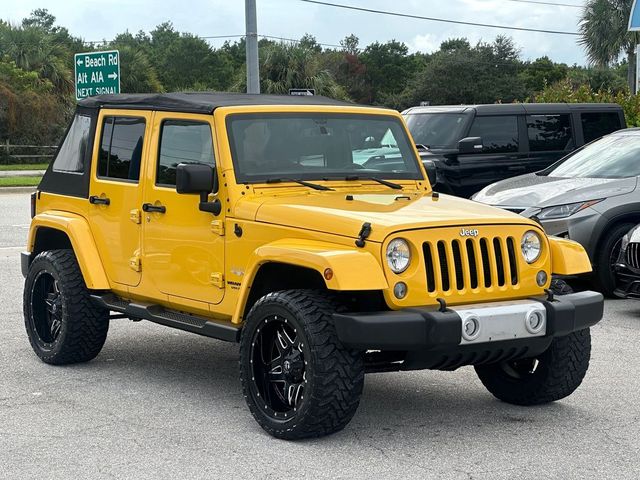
[79,92,355,114]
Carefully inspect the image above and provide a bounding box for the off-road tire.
[239,290,364,440]
[475,328,591,405]
[593,222,634,297]
[23,249,109,365]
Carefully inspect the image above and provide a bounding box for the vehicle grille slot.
[437,241,450,291]
[493,238,506,286]
[479,238,492,287]
[466,239,479,289]
[507,237,519,285]
[452,240,465,290]
[423,243,436,292]
[628,243,640,269]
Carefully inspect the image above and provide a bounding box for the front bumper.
[333,291,603,354]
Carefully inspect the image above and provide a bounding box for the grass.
[0,163,48,171]
[0,176,42,187]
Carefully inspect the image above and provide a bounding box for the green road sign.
[74,50,120,100]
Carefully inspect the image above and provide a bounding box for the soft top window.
[52,114,92,173]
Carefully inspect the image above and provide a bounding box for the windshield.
[227,113,423,183]
[404,112,470,149]
[548,134,640,178]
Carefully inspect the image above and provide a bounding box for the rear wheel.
[23,249,109,365]
[239,290,364,440]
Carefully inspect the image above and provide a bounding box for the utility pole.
[245,0,260,94]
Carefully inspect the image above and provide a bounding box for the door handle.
[142,203,166,214]
[89,195,110,206]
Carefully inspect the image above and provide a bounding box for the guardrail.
[2,140,57,165]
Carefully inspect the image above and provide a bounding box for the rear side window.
[98,116,146,181]
[581,112,623,143]
[52,114,92,173]
[157,120,215,186]
[527,114,574,152]
[468,116,519,154]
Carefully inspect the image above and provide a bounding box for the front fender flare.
[232,239,388,324]
[549,236,592,276]
[27,211,110,290]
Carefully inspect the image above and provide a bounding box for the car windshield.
[547,134,640,178]
[227,113,423,183]
[404,112,470,149]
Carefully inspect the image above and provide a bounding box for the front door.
[140,112,225,306]
[89,110,151,287]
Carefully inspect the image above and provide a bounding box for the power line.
[300,0,580,36]
[503,0,583,8]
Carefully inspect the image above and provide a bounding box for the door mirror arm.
[199,193,222,215]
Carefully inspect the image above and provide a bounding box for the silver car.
[473,128,640,296]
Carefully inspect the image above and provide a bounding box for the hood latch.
[355,222,372,248]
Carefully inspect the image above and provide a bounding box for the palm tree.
[579,0,640,91]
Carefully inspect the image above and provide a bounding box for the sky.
[3,0,591,65]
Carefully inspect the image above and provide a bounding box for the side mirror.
[422,159,437,187]
[176,163,221,215]
[458,137,483,154]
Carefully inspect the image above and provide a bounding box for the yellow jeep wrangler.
[22,93,603,439]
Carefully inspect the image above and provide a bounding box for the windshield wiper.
[344,175,403,190]
[265,177,334,191]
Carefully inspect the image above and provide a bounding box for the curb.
[0,186,38,194]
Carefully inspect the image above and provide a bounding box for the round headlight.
[521,230,542,264]
[386,238,411,273]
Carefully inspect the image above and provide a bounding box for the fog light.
[525,310,545,334]
[461,316,481,341]
[393,282,408,299]
[536,270,548,287]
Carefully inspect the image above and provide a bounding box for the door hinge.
[210,272,225,288]
[211,220,225,236]
[129,255,142,272]
[129,209,141,224]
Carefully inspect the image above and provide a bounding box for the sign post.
[629,1,640,93]
[74,50,120,101]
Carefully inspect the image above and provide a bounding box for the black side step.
[90,293,241,343]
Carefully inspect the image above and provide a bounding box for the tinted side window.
[527,114,574,152]
[157,120,215,186]
[98,116,145,181]
[581,112,623,143]
[52,114,92,173]
[468,116,519,154]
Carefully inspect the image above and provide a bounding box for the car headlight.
[386,238,411,273]
[521,231,542,264]
[537,200,603,220]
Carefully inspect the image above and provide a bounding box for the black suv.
[403,103,625,198]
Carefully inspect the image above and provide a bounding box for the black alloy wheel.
[249,315,308,419]
[29,271,64,346]
[239,290,364,440]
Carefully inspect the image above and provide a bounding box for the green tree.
[360,40,416,104]
[520,57,568,94]
[579,0,639,91]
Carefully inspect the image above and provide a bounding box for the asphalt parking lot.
[1,190,639,480]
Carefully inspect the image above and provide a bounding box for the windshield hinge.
[211,220,225,236]
[210,272,225,288]
[129,209,141,224]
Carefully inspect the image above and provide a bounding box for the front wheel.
[475,329,591,406]
[239,290,364,440]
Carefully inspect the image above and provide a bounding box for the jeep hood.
[473,173,638,208]
[240,191,533,242]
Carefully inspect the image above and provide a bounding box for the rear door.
[526,113,575,172]
[452,115,526,197]
[88,110,150,288]
[580,111,625,144]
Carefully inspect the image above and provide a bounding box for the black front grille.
[627,243,640,269]
[423,236,519,293]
